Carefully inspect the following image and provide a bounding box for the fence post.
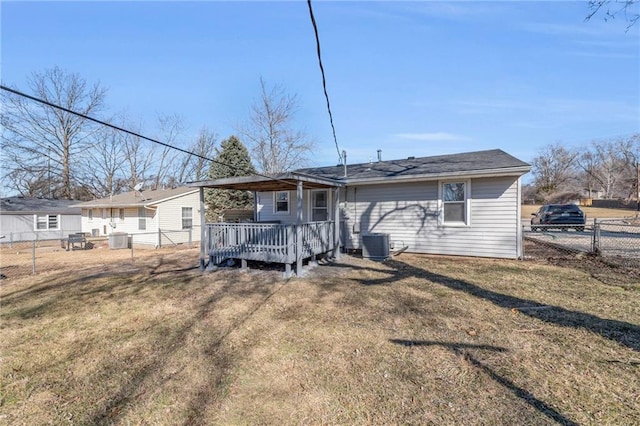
[10,232,13,249]
[32,240,36,275]
[131,233,134,259]
[188,227,192,248]
[592,219,600,255]
[158,228,162,249]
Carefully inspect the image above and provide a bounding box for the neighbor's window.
[102,208,106,220]
[442,181,468,224]
[182,207,193,229]
[119,208,125,221]
[34,214,59,230]
[88,209,93,221]
[138,207,146,230]
[274,191,289,214]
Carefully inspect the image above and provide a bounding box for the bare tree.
[120,120,155,191]
[239,77,314,174]
[577,135,640,200]
[82,126,127,198]
[149,113,184,189]
[587,0,639,28]
[531,143,580,202]
[169,127,218,184]
[1,67,107,199]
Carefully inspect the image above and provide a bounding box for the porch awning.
[186,172,343,192]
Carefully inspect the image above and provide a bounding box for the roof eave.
[343,166,531,185]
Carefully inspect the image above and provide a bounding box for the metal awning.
[186,172,343,192]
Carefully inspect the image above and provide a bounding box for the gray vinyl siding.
[0,213,81,242]
[342,176,521,259]
[256,190,336,224]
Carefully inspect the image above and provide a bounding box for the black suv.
[530,204,586,232]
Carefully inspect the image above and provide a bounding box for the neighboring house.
[188,149,531,275]
[0,197,82,243]
[72,186,201,247]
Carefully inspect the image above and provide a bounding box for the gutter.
[338,166,531,186]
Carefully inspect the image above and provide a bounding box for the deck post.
[333,187,341,259]
[199,187,207,270]
[296,180,303,275]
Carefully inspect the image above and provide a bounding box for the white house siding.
[81,207,159,246]
[256,189,336,224]
[156,191,201,246]
[1,213,81,242]
[341,176,521,259]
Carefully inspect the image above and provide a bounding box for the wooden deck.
[203,221,337,276]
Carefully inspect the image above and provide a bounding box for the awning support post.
[296,180,303,276]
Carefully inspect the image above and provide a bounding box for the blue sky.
[2,1,639,178]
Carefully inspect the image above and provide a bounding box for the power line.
[0,84,298,188]
[307,0,342,165]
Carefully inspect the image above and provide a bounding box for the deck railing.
[204,221,335,267]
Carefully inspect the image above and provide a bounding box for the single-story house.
[188,149,531,275]
[72,186,201,247]
[0,197,82,243]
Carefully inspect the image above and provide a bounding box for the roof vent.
[407,156,415,160]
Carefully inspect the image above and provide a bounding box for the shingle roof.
[0,197,82,215]
[296,149,530,182]
[72,186,198,208]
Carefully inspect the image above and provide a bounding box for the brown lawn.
[1,248,638,425]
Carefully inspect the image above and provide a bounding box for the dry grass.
[1,249,639,425]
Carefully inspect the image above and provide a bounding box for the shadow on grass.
[390,339,578,426]
[328,257,640,352]
[1,255,202,319]
[86,271,291,425]
[2,252,291,424]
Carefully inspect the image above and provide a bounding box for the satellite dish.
[134,183,144,192]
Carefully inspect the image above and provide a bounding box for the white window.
[441,181,469,225]
[88,209,93,221]
[119,208,125,221]
[274,191,289,214]
[138,207,146,230]
[182,207,193,229]
[34,214,59,230]
[310,190,329,221]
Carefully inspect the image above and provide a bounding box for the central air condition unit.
[362,233,390,261]
[109,232,129,249]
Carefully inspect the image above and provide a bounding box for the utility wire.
[0,84,298,187]
[307,0,342,165]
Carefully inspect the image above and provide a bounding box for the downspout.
[333,186,341,259]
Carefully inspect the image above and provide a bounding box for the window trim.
[439,180,471,227]
[308,189,330,222]
[181,206,193,229]
[34,214,60,231]
[138,207,147,230]
[273,191,290,215]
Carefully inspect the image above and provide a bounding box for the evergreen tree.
[205,136,256,221]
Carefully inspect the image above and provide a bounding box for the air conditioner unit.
[362,233,390,261]
[109,232,129,249]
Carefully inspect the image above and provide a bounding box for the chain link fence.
[523,217,639,286]
[0,227,200,279]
